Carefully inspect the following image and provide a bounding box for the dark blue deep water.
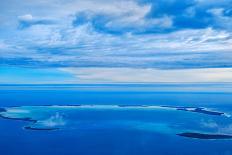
[1,84,232,155]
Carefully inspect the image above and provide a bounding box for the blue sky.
[0,0,232,83]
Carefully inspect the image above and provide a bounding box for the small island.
[177,132,232,139]
[24,126,59,131]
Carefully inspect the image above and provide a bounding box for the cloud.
[71,1,173,33]
[1,0,232,32]
[195,0,232,7]
[207,8,232,30]
[18,14,55,29]
[0,0,232,84]
[200,119,219,128]
[0,40,8,49]
[59,67,232,83]
[1,25,232,69]
[18,14,34,22]
[200,119,232,134]
[41,112,66,127]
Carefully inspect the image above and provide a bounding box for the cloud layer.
[60,67,232,83]
[0,0,232,82]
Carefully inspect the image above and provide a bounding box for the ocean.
[1,84,232,155]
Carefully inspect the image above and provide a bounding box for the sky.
[0,0,232,83]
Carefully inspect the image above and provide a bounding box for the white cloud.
[1,25,232,70]
[13,0,172,33]
[201,119,218,128]
[41,112,66,127]
[18,14,34,22]
[1,0,232,73]
[59,67,232,83]
[2,0,232,54]
[16,25,232,52]
[0,40,8,49]
[207,8,232,29]
[207,8,224,16]
[15,0,154,27]
[201,119,232,134]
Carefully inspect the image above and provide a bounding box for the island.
[177,132,232,139]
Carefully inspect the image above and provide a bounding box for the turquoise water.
[1,84,232,155]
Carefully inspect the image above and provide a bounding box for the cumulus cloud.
[41,112,66,127]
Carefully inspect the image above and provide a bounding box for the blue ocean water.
[1,84,232,155]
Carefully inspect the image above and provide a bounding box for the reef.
[161,106,224,116]
[0,115,37,123]
[0,105,231,141]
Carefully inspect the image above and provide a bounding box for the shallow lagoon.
[1,84,232,155]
